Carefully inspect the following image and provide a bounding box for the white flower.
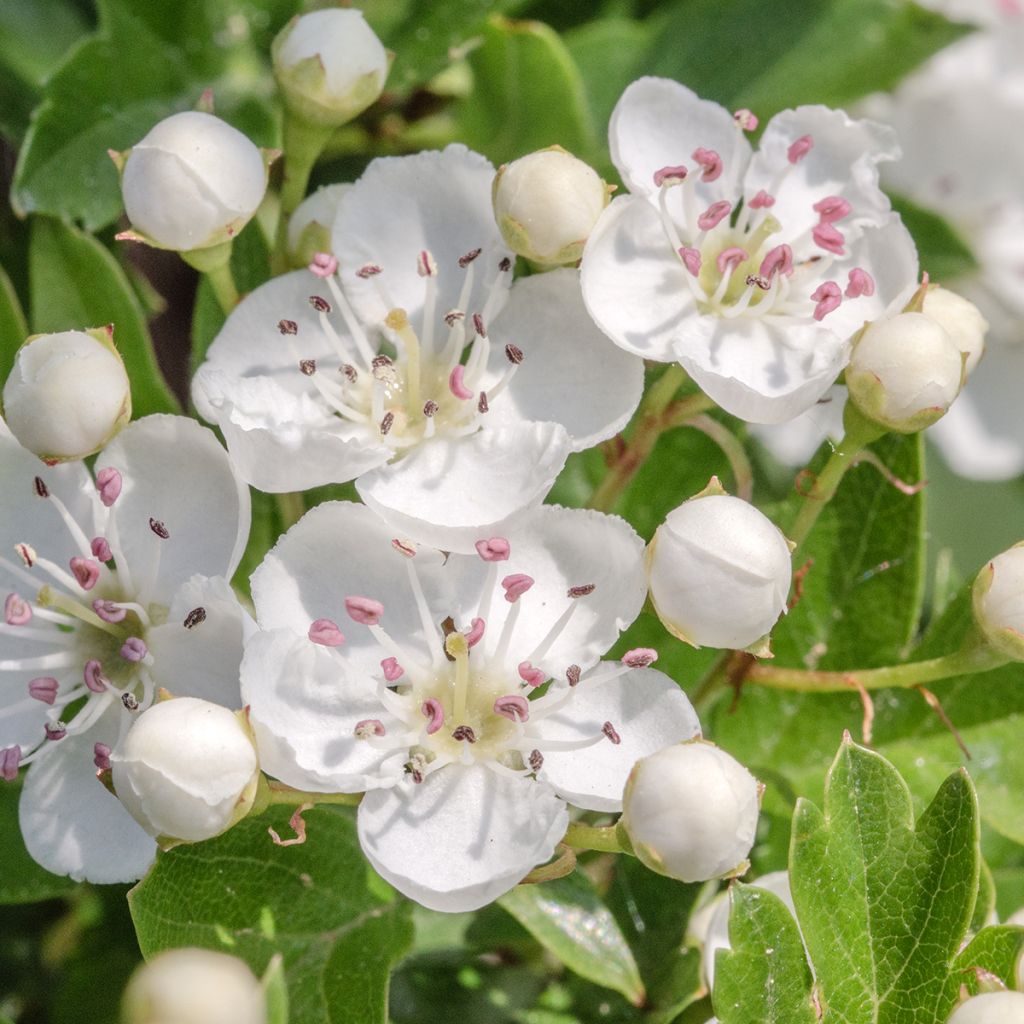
[2,328,130,461]
[973,542,1024,661]
[948,992,1024,1024]
[922,287,988,375]
[241,501,701,912]
[122,948,266,1024]
[193,145,644,552]
[0,415,251,882]
[111,697,259,843]
[121,111,268,251]
[581,77,919,424]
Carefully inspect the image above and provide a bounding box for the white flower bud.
[846,312,964,433]
[972,543,1024,662]
[287,183,351,268]
[647,488,792,651]
[947,991,1024,1024]
[121,111,268,251]
[122,948,266,1024]
[273,9,389,128]
[492,146,610,265]
[622,741,761,883]
[2,328,130,461]
[922,286,988,377]
[111,697,259,843]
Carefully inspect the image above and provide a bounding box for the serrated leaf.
[714,884,816,1024]
[0,780,76,904]
[129,805,413,1024]
[28,217,179,418]
[498,872,645,1006]
[952,925,1024,995]
[790,739,979,1024]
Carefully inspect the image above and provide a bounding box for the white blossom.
[973,542,1024,661]
[947,991,1024,1024]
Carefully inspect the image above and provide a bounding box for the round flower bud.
[287,183,350,268]
[621,741,761,883]
[647,489,792,651]
[922,286,988,377]
[846,312,964,433]
[947,991,1024,1024]
[121,947,266,1024]
[272,9,389,128]
[972,543,1024,661]
[111,697,259,843]
[121,111,268,251]
[492,146,610,265]
[2,328,130,461]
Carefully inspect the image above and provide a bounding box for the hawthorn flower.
[581,77,919,424]
[0,415,251,882]
[241,501,701,912]
[194,145,643,551]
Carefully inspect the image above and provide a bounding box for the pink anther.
[733,108,759,132]
[1,746,21,781]
[810,282,843,322]
[465,617,485,648]
[812,221,846,255]
[678,246,702,276]
[475,537,510,562]
[309,252,338,278]
[449,364,474,400]
[93,742,111,771]
[83,659,106,693]
[622,648,659,668]
[812,195,851,223]
[502,574,534,602]
[28,677,59,704]
[356,264,383,279]
[391,538,417,558]
[381,656,404,682]
[96,467,122,507]
[692,147,723,182]
[120,637,148,662]
[845,268,876,299]
[749,190,775,209]
[518,661,546,687]
[494,694,530,721]
[70,557,101,591]
[787,135,813,164]
[417,250,438,277]
[354,719,386,738]
[602,721,622,745]
[698,200,732,231]
[4,593,32,626]
[308,618,345,646]
[421,698,445,735]
[91,536,112,561]
[345,596,384,626]
[653,164,688,187]
[759,244,794,281]
[93,599,127,624]
[716,247,749,274]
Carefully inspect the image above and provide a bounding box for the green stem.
[275,491,306,530]
[684,414,754,501]
[563,822,632,855]
[205,261,240,314]
[521,844,577,884]
[180,241,239,314]
[264,783,361,807]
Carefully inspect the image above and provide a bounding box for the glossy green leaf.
[29,218,179,418]
[790,739,979,1024]
[0,263,29,387]
[714,884,816,1024]
[498,872,645,1005]
[0,780,75,904]
[129,805,413,1024]
[952,925,1024,995]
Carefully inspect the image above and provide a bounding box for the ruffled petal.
[355,423,571,554]
[485,269,644,450]
[752,386,847,467]
[357,763,567,912]
[530,667,701,813]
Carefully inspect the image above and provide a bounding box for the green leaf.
[456,15,596,165]
[952,925,1024,995]
[0,263,29,387]
[0,780,76,904]
[498,872,645,1006]
[714,884,816,1024]
[890,195,978,284]
[790,739,979,1024]
[129,805,413,1024]
[29,218,179,418]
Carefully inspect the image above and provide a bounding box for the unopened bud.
[2,329,130,461]
[287,183,351,268]
[921,286,988,377]
[111,697,259,843]
[121,947,266,1024]
[492,146,611,265]
[272,9,389,128]
[973,543,1024,661]
[846,312,964,433]
[947,992,1024,1024]
[120,111,268,251]
[621,740,760,883]
[647,488,791,651]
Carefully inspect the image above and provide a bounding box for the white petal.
[241,629,403,793]
[19,712,156,883]
[357,764,568,912]
[356,424,571,554]
[752,386,847,466]
[96,416,250,606]
[609,77,751,204]
[335,145,512,327]
[531,668,701,813]
[146,575,253,707]
[581,194,696,362]
[485,269,644,450]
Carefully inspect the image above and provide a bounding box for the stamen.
[36,587,124,638]
[84,659,108,692]
[341,363,358,382]
[478,392,489,414]
[749,190,775,209]
[91,537,112,561]
[602,721,622,745]
[34,476,49,498]
[528,749,544,772]
[734,108,759,131]
[499,257,512,272]
[567,583,595,598]
[45,722,67,741]
[1,745,21,780]
[4,594,32,626]
[812,196,851,223]
[423,400,439,419]
[17,543,36,568]
[93,599,127,624]
[518,661,546,688]
[403,556,442,665]
[566,665,581,686]
[299,358,317,376]
[465,617,485,648]
[149,518,170,540]
[494,694,530,721]
[812,222,845,255]
[28,677,59,704]
[183,607,207,629]
[345,596,384,626]
[354,719,386,739]
[96,468,122,507]
[121,693,140,711]
[381,656,404,682]
[679,246,702,276]
[845,268,875,299]
[810,282,843,322]
[692,148,723,182]
[458,248,482,268]
[309,295,331,313]
[308,619,345,646]
[93,743,111,771]
[452,725,476,743]
[476,537,510,562]
[356,264,382,278]
[505,344,524,365]
[759,244,794,281]
[309,252,338,278]
[69,557,101,591]
[787,135,813,164]
[380,411,395,436]
[698,200,732,231]
[716,247,748,275]
[278,319,298,335]
[622,647,658,668]
[502,574,534,602]
[449,364,473,400]
[421,698,445,735]
[653,165,688,187]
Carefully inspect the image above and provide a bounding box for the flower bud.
[846,312,964,433]
[2,328,130,461]
[120,111,268,251]
[947,992,1024,1024]
[492,146,611,265]
[972,543,1024,661]
[621,740,761,883]
[111,697,259,843]
[272,9,389,128]
[646,486,792,651]
[121,948,266,1024]
[287,183,350,268]
[922,286,988,377]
